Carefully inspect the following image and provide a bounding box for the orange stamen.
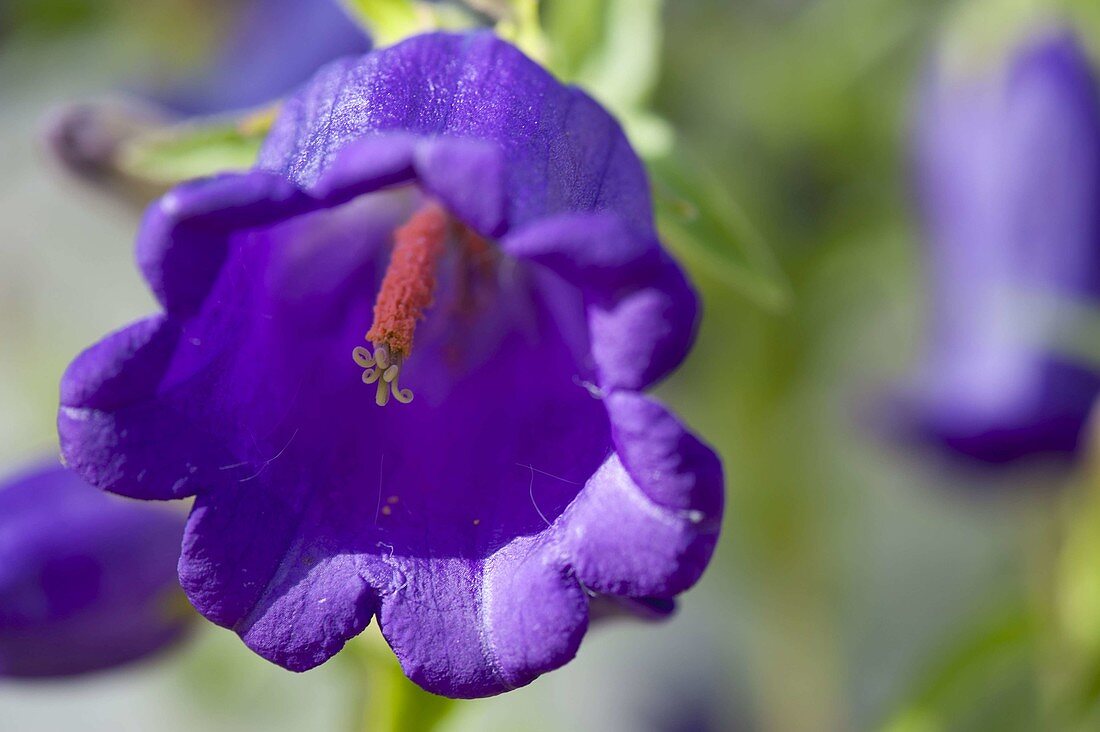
[366,202,449,359]
[352,202,454,407]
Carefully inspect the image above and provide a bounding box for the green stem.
[341,635,458,732]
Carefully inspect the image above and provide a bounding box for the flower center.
[352,202,489,406]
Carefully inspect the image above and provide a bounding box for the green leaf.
[651,148,790,311]
[342,0,423,47]
[341,0,479,48]
[573,0,663,115]
[541,0,606,79]
[117,111,272,184]
[878,604,1038,732]
[494,0,548,63]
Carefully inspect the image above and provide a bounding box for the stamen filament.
[375,376,391,407]
[352,346,375,368]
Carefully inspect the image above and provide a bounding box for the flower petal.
[503,213,699,391]
[588,256,699,392]
[379,538,587,697]
[257,32,655,234]
[413,137,506,237]
[557,394,722,597]
[607,391,724,517]
[137,172,306,315]
[309,134,418,199]
[180,481,380,671]
[59,316,236,500]
[501,212,654,285]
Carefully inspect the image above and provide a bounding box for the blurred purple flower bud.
[42,99,172,203]
[154,0,371,116]
[0,461,190,677]
[905,27,1100,464]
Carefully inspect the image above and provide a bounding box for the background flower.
[902,26,1100,465]
[150,0,371,115]
[0,461,190,677]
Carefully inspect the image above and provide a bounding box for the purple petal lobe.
[413,137,507,237]
[310,134,419,199]
[504,214,699,390]
[608,391,724,518]
[481,545,588,690]
[502,212,654,285]
[181,483,379,671]
[59,316,234,500]
[558,394,723,598]
[588,253,699,391]
[138,172,304,315]
[380,538,587,698]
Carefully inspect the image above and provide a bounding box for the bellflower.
[58,31,723,697]
[906,28,1100,464]
[0,461,189,677]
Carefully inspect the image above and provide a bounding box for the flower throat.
[352,202,486,406]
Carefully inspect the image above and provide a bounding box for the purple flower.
[154,0,371,115]
[906,28,1100,464]
[58,32,723,697]
[0,461,189,677]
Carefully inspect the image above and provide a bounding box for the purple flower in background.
[45,0,370,198]
[0,461,189,677]
[58,32,723,697]
[155,0,371,115]
[905,28,1100,464]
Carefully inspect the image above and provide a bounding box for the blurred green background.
[5,1,1100,730]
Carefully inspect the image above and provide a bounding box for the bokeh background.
[4,0,1100,730]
